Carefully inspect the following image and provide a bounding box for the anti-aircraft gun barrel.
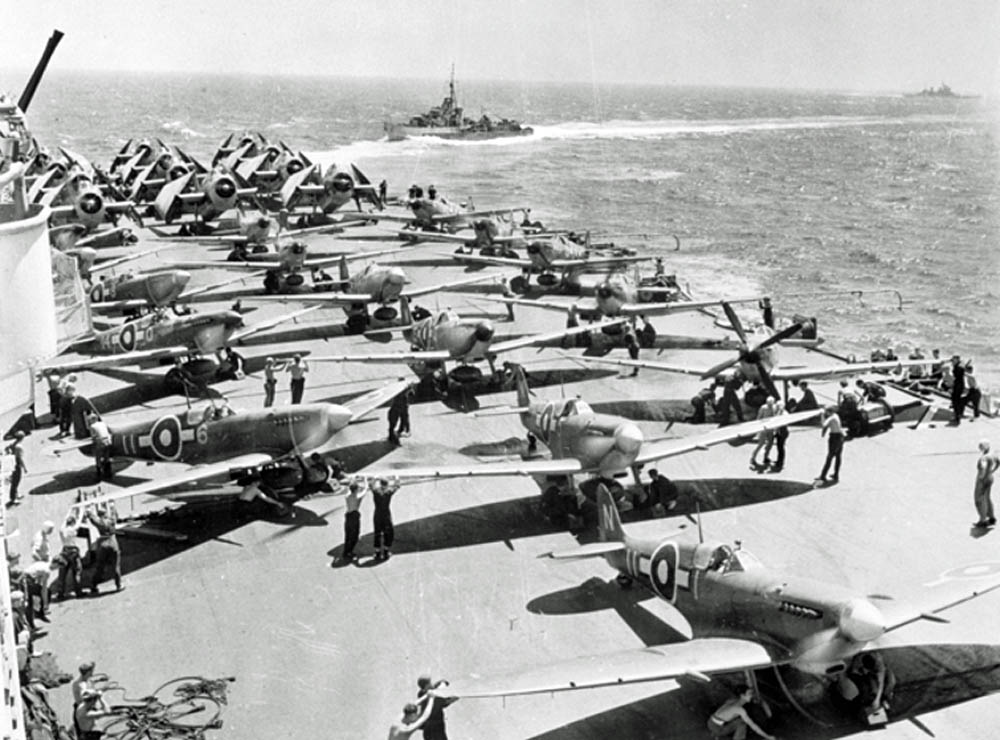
[18,29,64,113]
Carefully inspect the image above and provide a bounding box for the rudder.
[596,484,625,542]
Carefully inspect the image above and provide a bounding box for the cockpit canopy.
[691,541,762,575]
[558,398,593,418]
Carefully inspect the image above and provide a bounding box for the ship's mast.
[449,63,456,105]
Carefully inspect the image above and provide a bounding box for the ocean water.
[22,71,1000,387]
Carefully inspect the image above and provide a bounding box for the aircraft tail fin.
[339,255,350,282]
[596,484,625,542]
[513,364,531,408]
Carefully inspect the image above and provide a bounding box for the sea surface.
[20,71,1000,388]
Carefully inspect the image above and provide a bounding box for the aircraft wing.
[89,246,175,276]
[309,349,452,364]
[618,296,764,318]
[877,560,1000,633]
[633,409,823,467]
[482,295,598,314]
[68,452,274,510]
[547,255,652,270]
[445,637,780,698]
[770,359,937,382]
[431,207,529,223]
[354,457,584,481]
[570,354,706,377]
[167,259,272,272]
[230,306,322,342]
[451,253,532,269]
[341,379,414,423]
[177,271,270,299]
[302,245,411,270]
[402,273,501,299]
[41,346,193,373]
[489,319,628,354]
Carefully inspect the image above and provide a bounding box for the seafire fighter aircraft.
[443,484,1000,710]
[310,297,628,383]
[57,381,409,510]
[360,366,818,488]
[233,141,311,196]
[580,302,933,401]
[170,243,408,295]
[41,304,319,380]
[263,259,500,322]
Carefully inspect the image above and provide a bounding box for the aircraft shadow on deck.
[113,497,338,577]
[524,643,1000,740]
[343,477,813,558]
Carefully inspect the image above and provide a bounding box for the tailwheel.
[616,573,633,589]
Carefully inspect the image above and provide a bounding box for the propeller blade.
[721,302,748,345]
[756,361,780,399]
[750,321,804,354]
[701,355,740,380]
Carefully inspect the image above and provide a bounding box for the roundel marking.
[119,323,137,352]
[149,415,183,461]
[649,541,679,603]
[925,562,1000,588]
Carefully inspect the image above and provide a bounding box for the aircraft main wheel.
[616,574,633,589]
[510,275,529,294]
[164,368,184,393]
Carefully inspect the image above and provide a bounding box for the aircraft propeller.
[700,301,805,398]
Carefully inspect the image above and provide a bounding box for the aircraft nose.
[387,267,407,286]
[597,284,613,300]
[527,242,542,255]
[613,421,644,456]
[215,177,237,199]
[837,598,886,643]
[222,310,245,328]
[325,404,353,437]
[474,321,495,343]
[331,173,354,193]
[78,191,104,216]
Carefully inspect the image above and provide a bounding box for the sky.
[2,0,999,94]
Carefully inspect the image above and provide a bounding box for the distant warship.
[384,66,532,142]
[908,83,977,99]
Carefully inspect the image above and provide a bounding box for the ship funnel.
[19,30,64,113]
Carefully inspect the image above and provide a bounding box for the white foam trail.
[305,113,973,167]
[161,120,205,139]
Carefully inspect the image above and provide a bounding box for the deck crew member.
[624,331,640,377]
[750,397,777,469]
[86,504,122,594]
[388,698,436,740]
[285,354,309,405]
[818,406,844,484]
[87,412,113,481]
[55,510,86,600]
[965,363,981,419]
[951,356,966,424]
[372,477,400,561]
[5,430,27,505]
[387,386,413,444]
[687,381,719,423]
[973,439,999,529]
[341,479,366,561]
[771,400,789,472]
[855,378,886,404]
[42,371,62,424]
[262,357,286,408]
[638,315,657,348]
[717,373,745,426]
[759,297,774,329]
[836,380,862,438]
[74,690,111,740]
[647,469,679,515]
[416,675,458,740]
[707,684,776,740]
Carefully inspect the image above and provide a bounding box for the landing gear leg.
[746,669,772,719]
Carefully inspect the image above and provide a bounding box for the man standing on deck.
[286,354,309,405]
[973,439,999,528]
[951,355,966,424]
[371,477,400,561]
[340,479,366,561]
[5,430,27,505]
[716,373,745,426]
[416,675,458,740]
[818,406,844,484]
[86,504,122,594]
